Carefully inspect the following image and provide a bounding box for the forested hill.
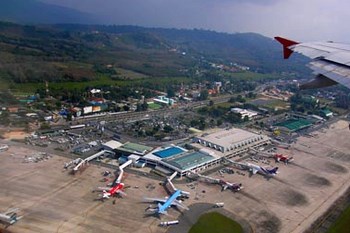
[0,0,96,24]
[0,22,310,84]
[57,24,310,74]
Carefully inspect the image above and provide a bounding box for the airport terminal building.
[192,128,270,158]
[141,145,220,177]
[135,128,270,177]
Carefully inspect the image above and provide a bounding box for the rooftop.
[117,142,153,155]
[102,140,122,150]
[195,128,264,150]
[162,151,215,171]
[275,118,313,131]
[153,146,185,158]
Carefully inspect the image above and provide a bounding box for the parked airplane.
[144,190,189,216]
[96,160,132,200]
[219,180,243,192]
[99,183,126,199]
[244,162,278,176]
[274,154,294,164]
[225,158,278,177]
[186,171,243,192]
[275,36,350,90]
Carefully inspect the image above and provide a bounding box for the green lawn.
[189,212,243,233]
[327,204,350,233]
[148,103,162,110]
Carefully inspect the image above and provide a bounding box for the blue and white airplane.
[144,190,189,215]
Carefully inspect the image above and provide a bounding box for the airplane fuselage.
[158,190,182,214]
[246,163,278,176]
[106,183,124,197]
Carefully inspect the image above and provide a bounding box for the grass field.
[148,103,162,110]
[116,67,149,79]
[327,204,350,233]
[189,212,243,233]
[249,98,289,110]
[10,75,193,93]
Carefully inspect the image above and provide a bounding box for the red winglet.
[274,36,299,59]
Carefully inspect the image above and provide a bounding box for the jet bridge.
[116,160,132,183]
[165,171,190,197]
[72,150,114,173]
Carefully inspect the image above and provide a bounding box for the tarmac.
[0,119,350,233]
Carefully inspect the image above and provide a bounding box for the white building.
[153,96,175,105]
[231,107,259,120]
[102,140,123,151]
[192,128,270,157]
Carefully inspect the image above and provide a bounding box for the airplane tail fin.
[274,37,299,59]
[269,167,279,174]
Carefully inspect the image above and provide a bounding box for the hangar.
[192,128,270,158]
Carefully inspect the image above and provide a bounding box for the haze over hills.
[0,21,310,86]
[0,0,97,24]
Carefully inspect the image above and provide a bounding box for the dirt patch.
[324,162,348,174]
[304,174,331,187]
[1,130,29,140]
[330,120,349,130]
[252,210,281,233]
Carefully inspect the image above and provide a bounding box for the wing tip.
[274,36,299,59]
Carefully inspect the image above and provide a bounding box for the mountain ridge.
[0,21,310,85]
[0,0,97,24]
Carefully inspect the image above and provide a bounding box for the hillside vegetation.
[0,22,310,89]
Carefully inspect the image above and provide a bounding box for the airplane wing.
[275,36,350,89]
[143,197,166,203]
[173,200,189,210]
[116,190,127,197]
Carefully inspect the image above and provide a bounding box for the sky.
[40,0,350,42]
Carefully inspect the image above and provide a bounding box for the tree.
[243,115,249,122]
[163,125,173,133]
[167,88,175,98]
[217,119,223,126]
[123,105,130,111]
[141,101,148,111]
[199,90,209,100]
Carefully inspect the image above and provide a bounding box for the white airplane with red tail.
[96,160,132,200]
[99,183,126,199]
